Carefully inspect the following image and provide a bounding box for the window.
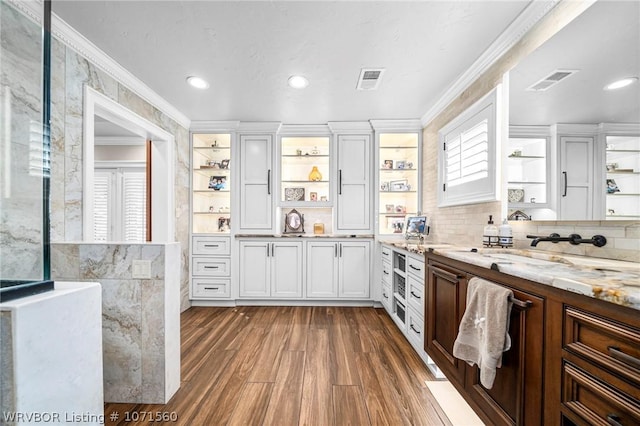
[438,87,502,207]
[93,166,146,241]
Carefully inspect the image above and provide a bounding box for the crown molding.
[597,122,640,135]
[278,124,332,135]
[327,121,373,134]
[5,0,191,130]
[369,119,422,132]
[509,125,552,137]
[94,136,146,146]
[553,123,599,136]
[237,122,282,134]
[420,0,560,128]
[190,121,241,132]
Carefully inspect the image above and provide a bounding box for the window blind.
[122,171,146,241]
[93,172,112,241]
[445,119,489,188]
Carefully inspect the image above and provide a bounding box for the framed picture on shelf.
[310,192,318,201]
[396,160,406,170]
[385,204,394,213]
[383,160,393,169]
[220,159,230,169]
[209,176,226,191]
[380,181,389,191]
[606,178,620,193]
[284,187,305,201]
[386,215,405,233]
[390,179,409,191]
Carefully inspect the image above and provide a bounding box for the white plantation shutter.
[122,171,146,241]
[438,87,500,207]
[93,171,113,241]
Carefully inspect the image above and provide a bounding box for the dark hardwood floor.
[105,306,451,425]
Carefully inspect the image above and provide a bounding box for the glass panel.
[0,0,51,292]
[378,133,419,235]
[506,137,549,219]
[192,133,231,233]
[605,135,640,220]
[281,136,330,203]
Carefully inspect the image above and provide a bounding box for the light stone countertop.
[380,240,640,311]
[236,234,374,239]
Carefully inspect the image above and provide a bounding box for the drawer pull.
[607,414,623,426]
[410,324,421,335]
[410,291,421,300]
[382,251,390,256]
[509,296,533,309]
[383,271,390,275]
[429,265,462,282]
[383,292,388,299]
[608,346,640,370]
[204,266,219,269]
[204,244,219,248]
[204,287,219,290]
[409,265,421,271]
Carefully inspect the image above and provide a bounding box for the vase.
[308,166,322,181]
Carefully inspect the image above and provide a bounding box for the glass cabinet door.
[506,137,549,209]
[192,133,231,233]
[605,135,640,220]
[280,136,331,205]
[378,133,419,235]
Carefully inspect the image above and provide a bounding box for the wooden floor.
[105,306,451,425]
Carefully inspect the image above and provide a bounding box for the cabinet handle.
[409,265,421,272]
[382,251,389,257]
[335,244,338,257]
[204,266,219,269]
[562,171,567,197]
[267,169,271,195]
[271,243,275,257]
[338,170,342,195]
[608,346,640,370]
[606,414,623,426]
[428,265,462,282]
[204,244,219,248]
[410,324,421,335]
[383,270,390,275]
[383,292,388,299]
[339,243,343,257]
[266,245,270,257]
[204,287,219,290]
[410,291,421,300]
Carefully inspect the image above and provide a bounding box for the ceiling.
[509,0,640,126]
[52,0,532,125]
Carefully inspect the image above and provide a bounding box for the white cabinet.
[559,135,594,220]
[604,135,640,220]
[306,240,371,299]
[239,240,303,298]
[506,133,550,217]
[238,134,274,232]
[336,134,372,232]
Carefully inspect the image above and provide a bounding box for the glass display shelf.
[280,136,331,204]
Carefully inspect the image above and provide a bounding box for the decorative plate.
[508,188,524,203]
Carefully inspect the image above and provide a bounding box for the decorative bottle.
[498,219,513,247]
[483,215,498,246]
[308,166,322,181]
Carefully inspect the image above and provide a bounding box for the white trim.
[597,123,640,135]
[509,125,552,137]
[237,122,282,134]
[327,121,373,133]
[279,124,332,135]
[95,161,146,169]
[369,119,422,132]
[94,136,146,146]
[420,0,560,127]
[5,0,190,129]
[554,123,599,136]
[190,121,240,132]
[83,86,175,242]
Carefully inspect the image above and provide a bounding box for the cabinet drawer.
[407,256,424,280]
[192,278,230,298]
[192,257,231,276]
[382,260,392,285]
[192,236,231,256]
[381,246,392,262]
[564,307,640,386]
[407,274,424,316]
[381,282,392,313]
[407,307,424,350]
[562,361,640,425]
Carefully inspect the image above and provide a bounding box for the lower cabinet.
[307,240,370,298]
[425,254,544,426]
[239,240,302,298]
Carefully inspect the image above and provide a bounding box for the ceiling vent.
[526,69,579,91]
[356,68,385,91]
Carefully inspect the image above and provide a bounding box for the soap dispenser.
[483,215,498,247]
[499,218,513,247]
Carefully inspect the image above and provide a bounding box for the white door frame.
[83,86,175,242]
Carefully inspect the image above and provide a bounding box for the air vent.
[526,69,579,92]
[356,68,385,91]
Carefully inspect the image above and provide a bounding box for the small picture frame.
[386,216,405,233]
[395,205,406,213]
[209,176,226,191]
[284,209,304,233]
[220,159,230,169]
[383,160,393,169]
[385,204,394,213]
[310,192,318,201]
[285,187,305,201]
[380,182,389,191]
[606,178,620,193]
[405,216,427,235]
[320,195,328,202]
[396,160,406,170]
[390,179,408,191]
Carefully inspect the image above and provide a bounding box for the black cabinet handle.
[410,291,421,300]
[338,170,342,195]
[204,287,219,291]
[410,324,421,335]
[266,245,270,257]
[608,346,640,370]
[382,251,390,257]
[409,265,421,271]
[383,292,388,299]
[383,270,390,275]
[562,171,567,197]
[204,244,219,248]
[335,244,338,257]
[340,243,343,257]
[267,169,271,195]
[428,265,462,283]
[607,414,623,426]
[204,266,219,269]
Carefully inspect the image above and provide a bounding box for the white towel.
[452,276,513,389]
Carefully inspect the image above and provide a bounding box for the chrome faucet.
[527,233,607,247]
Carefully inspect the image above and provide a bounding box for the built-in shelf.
[506,136,549,210]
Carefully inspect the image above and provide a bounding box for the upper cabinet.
[238,133,275,232]
[280,136,331,206]
[336,134,372,232]
[191,133,232,234]
[604,135,640,220]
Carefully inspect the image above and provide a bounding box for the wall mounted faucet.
[527,233,607,247]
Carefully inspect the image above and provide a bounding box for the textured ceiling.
[52,1,531,124]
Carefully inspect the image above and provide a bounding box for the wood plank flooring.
[104,306,452,426]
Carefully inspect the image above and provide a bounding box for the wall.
[421,1,639,261]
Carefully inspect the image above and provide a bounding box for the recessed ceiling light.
[186,76,209,89]
[288,75,309,89]
[604,77,638,90]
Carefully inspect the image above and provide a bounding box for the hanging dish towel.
[452,276,514,389]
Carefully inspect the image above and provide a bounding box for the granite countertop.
[380,240,640,310]
[236,234,374,239]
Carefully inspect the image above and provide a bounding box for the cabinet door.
[336,135,371,231]
[464,288,545,426]
[306,241,338,298]
[559,136,593,220]
[239,134,273,231]
[425,262,467,384]
[338,241,371,298]
[239,241,270,297]
[271,242,303,298]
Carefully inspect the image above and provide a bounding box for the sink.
[482,253,566,266]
